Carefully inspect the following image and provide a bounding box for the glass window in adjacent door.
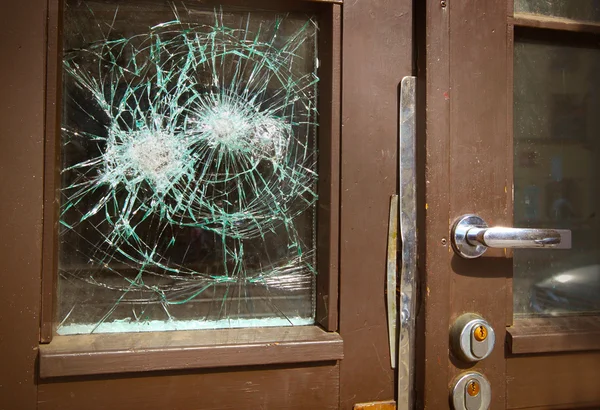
[513,37,600,316]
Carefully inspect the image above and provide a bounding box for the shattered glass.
[57,0,319,334]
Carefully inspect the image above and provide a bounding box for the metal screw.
[441,0,447,8]
[441,238,447,246]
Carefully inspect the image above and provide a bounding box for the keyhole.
[467,380,480,397]
[474,325,487,341]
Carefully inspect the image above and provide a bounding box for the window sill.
[511,12,600,35]
[39,325,343,378]
[507,316,600,354]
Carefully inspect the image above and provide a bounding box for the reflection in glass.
[515,0,600,23]
[514,39,600,316]
[58,1,319,334]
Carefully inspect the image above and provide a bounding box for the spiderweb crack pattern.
[58,3,319,334]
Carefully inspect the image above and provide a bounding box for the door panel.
[0,0,46,408]
[1,0,414,409]
[340,0,413,406]
[420,0,510,408]
[38,363,340,410]
[507,353,600,410]
[422,1,600,409]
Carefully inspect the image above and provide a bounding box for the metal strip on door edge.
[387,194,399,369]
[398,76,417,410]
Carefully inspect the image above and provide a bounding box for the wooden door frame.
[0,0,47,408]
[39,0,342,345]
[340,0,413,406]
[505,13,600,410]
[0,0,413,408]
[418,1,600,409]
[418,0,511,407]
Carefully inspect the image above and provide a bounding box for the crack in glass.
[58,1,319,334]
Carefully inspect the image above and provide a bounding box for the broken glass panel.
[57,0,319,334]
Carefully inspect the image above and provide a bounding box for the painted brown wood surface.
[508,316,600,354]
[40,0,63,344]
[339,0,412,407]
[419,0,452,408]
[316,4,341,331]
[447,0,510,407]
[507,353,600,409]
[421,0,510,408]
[40,326,343,378]
[38,362,340,410]
[0,0,46,408]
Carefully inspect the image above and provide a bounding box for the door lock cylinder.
[451,313,495,362]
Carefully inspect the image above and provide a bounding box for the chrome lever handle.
[533,236,561,246]
[466,227,561,248]
[451,214,572,259]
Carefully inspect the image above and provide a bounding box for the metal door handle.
[451,214,572,259]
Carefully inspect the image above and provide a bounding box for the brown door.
[420,1,600,409]
[0,0,413,409]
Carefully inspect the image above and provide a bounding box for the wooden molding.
[511,12,600,34]
[508,316,600,354]
[39,363,341,410]
[39,326,343,378]
[507,352,600,409]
